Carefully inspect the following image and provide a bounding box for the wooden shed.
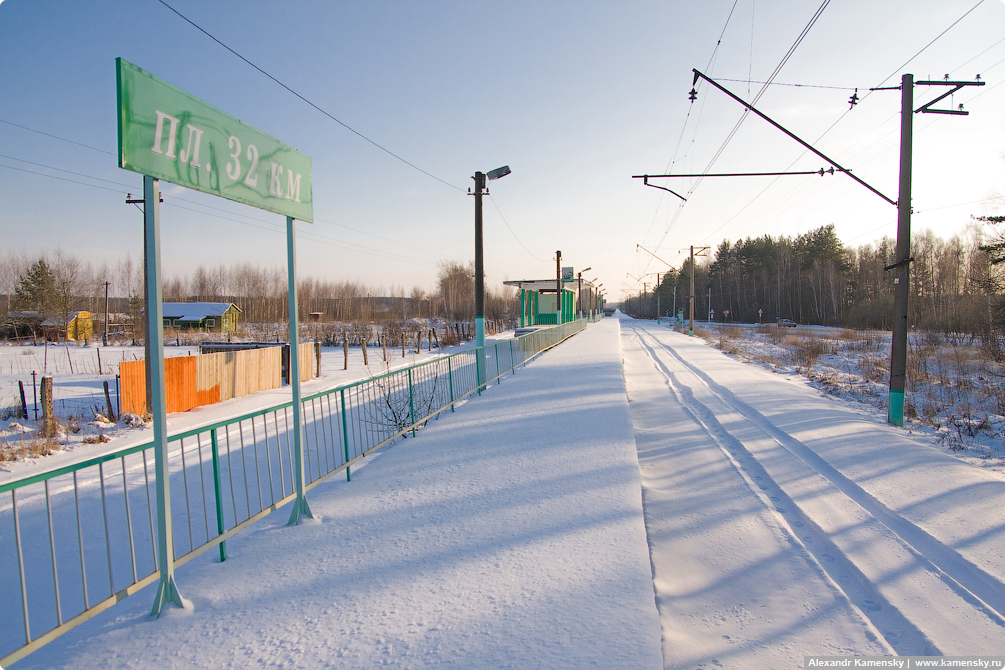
[162,302,241,333]
[66,311,93,341]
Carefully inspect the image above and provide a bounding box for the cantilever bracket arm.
[637,176,687,201]
[884,257,914,271]
[692,68,896,207]
[914,79,984,115]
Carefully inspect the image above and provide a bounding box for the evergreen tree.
[14,259,56,318]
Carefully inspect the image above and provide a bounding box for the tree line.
[624,221,1003,339]
[1,252,519,332]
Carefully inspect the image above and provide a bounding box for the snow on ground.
[12,319,663,670]
[9,315,1005,669]
[620,317,1005,663]
[0,335,500,481]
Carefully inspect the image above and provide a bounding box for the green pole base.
[150,574,185,617]
[888,389,905,427]
[287,494,318,525]
[475,316,486,393]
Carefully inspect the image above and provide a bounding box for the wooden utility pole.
[103,280,110,346]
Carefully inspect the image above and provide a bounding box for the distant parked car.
[776,318,797,327]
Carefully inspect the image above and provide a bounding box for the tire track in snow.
[637,328,1005,639]
[628,325,931,656]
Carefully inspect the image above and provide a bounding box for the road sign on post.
[117,58,313,222]
[116,58,316,616]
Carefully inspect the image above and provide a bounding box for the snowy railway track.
[624,322,1005,659]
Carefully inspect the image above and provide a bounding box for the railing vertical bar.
[224,427,240,525]
[447,356,455,411]
[304,400,315,484]
[195,434,211,544]
[73,471,90,609]
[310,398,322,481]
[321,395,334,474]
[276,410,290,498]
[142,450,157,568]
[340,388,351,480]
[244,421,264,513]
[326,393,339,468]
[210,429,227,562]
[241,421,259,515]
[178,437,195,554]
[120,456,138,584]
[282,407,295,496]
[262,411,282,500]
[408,369,416,436]
[98,462,115,596]
[44,479,63,626]
[365,381,375,453]
[13,488,31,644]
[253,417,274,506]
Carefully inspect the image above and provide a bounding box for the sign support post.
[286,215,315,525]
[144,174,185,617]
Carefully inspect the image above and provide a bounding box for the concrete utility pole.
[473,171,486,389]
[640,68,981,426]
[889,74,913,427]
[555,250,562,325]
[689,246,695,336]
[885,73,982,426]
[471,165,510,391]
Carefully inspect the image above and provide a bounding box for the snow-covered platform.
[17,318,664,670]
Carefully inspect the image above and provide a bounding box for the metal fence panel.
[0,319,588,665]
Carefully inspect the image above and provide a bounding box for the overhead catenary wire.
[0,152,445,268]
[691,1,996,248]
[155,0,464,193]
[635,0,833,283]
[633,3,1002,284]
[633,0,745,279]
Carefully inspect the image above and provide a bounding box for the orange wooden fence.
[119,345,308,415]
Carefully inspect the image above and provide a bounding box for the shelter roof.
[503,279,595,292]
[161,303,240,320]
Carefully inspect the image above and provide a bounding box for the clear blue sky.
[1,0,1004,303]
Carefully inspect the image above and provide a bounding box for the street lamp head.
[581,266,592,273]
[486,165,511,181]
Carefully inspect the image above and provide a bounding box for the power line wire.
[155,0,464,192]
[0,152,443,267]
[695,1,993,247]
[0,118,116,156]
[487,194,547,262]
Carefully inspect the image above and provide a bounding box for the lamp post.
[588,278,599,320]
[472,165,510,391]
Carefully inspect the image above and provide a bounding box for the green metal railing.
[0,319,587,666]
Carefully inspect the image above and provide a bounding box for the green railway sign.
[116,58,313,221]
